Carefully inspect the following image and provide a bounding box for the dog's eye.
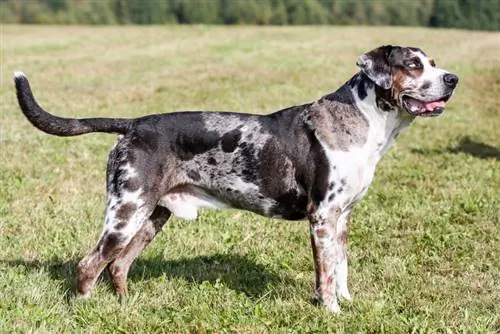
[406,60,421,69]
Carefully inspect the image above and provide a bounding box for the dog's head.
[357,45,458,117]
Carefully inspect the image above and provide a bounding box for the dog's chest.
[316,113,409,209]
[321,144,380,208]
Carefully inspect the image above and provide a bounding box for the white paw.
[325,298,341,313]
[336,285,352,301]
[76,291,91,300]
[335,258,352,301]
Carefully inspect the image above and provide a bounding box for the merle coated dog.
[14,45,458,312]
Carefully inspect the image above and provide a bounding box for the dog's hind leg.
[76,189,156,299]
[107,206,171,296]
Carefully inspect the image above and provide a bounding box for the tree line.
[1,0,498,31]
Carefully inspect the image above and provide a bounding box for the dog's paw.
[324,298,341,314]
[335,258,352,301]
[313,293,342,314]
[336,285,352,301]
[75,291,91,300]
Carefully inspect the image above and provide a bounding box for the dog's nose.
[443,73,459,88]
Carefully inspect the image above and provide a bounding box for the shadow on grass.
[411,136,500,161]
[1,253,294,300]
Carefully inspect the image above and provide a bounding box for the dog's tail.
[14,71,132,136]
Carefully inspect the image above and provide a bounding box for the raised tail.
[14,71,132,136]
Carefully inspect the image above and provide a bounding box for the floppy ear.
[356,45,394,90]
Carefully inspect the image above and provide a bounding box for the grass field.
[1,25,499,332]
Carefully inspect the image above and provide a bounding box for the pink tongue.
[424,100,445,111]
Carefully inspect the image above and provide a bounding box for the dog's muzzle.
[403,73,459,117]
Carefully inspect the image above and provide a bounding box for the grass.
[0,25,499,333]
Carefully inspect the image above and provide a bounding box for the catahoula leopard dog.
[14,45,458,313]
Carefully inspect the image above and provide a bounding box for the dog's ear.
[356,45,395,90]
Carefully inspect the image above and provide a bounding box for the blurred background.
[1,0,499,31]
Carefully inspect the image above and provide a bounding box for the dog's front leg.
[308,203,343,313]
[334,210,352,302]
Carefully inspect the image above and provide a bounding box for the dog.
[14,45,458,313]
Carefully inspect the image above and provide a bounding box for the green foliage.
[431,0,500,31]
[220,0,273,25]
[270,0,289,25]
[70,0,118,25]
[0,0,498,30]
[285,0,329,25]
[175,0,220,24]
[125,0,176,24]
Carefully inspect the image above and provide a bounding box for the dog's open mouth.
[403,94,451,116]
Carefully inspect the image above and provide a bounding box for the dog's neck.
[303,72,415,160]
[347,72,415,155]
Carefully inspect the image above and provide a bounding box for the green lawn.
[0,25,499,333]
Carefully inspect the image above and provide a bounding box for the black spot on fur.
[340,178,346,186]
[421,81,431,90]
[241,168,254,180]
[130,130,158,152]
[328,193,335,202]
[135,112,221,161]
[252,139,308,219]
[328,182,335,191]
[107,148,128,196]
[122,177,141,192]
[355,76,375,101]
[337,187,343,194]
[357,79,368,100]
[323,83,356,105]
[101,232,124,257]
[115,221,127,230]
[207,157,217,165]
[258,139,288,198]
[348,76,357,89]
[236,142,258,183]
[187,169,201,181]
[175,132,219,160]
[376,97,394,111]
[310,142,330,205]
[270,190,308,221]
[115,203,137,221]
[221,129,242,153]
